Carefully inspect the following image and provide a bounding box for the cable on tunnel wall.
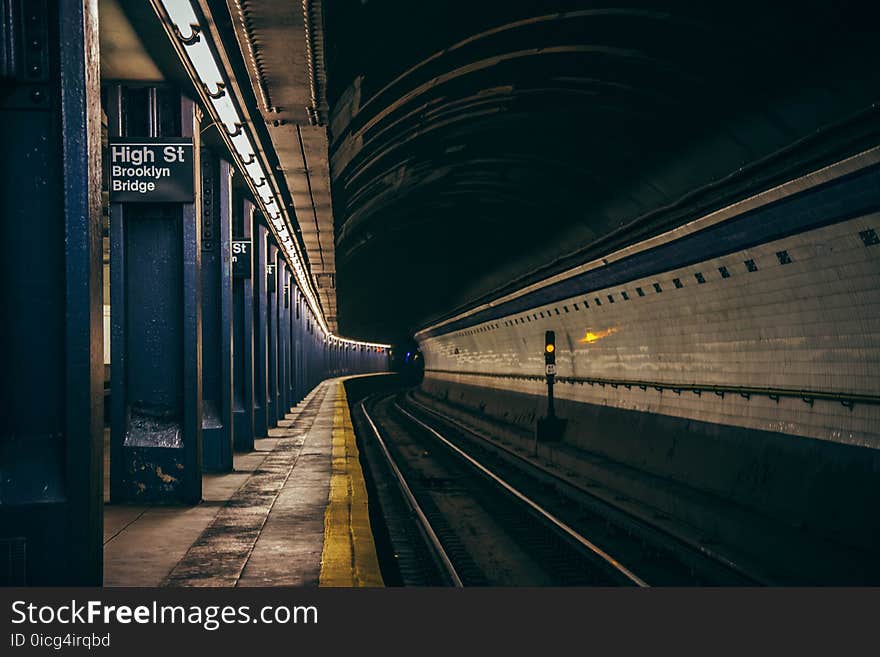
[424,369,880,410]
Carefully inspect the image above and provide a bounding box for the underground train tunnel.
[0,0,879,593]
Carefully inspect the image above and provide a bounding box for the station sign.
[266,263,276,290]
[232,240,251,278]
[109,138,195,202]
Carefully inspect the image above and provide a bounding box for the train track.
[357,391,765,587]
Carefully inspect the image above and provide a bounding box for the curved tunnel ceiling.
[323,1,880,344]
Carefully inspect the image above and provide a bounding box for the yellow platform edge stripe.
[319,381,385,587]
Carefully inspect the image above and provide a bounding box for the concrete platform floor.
[102,379,383,587]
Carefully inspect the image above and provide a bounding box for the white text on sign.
[110,144,190,195]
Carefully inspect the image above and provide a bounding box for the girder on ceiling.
[224,0,338,330]
[99,0,163,81]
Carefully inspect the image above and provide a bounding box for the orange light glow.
[578,327,619,344]
[545,344,555,353]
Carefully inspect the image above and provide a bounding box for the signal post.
[536,330,566,444]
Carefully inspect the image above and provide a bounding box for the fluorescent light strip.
[155,0,389,349]
[162,0,198,40]
[209,93,241,133]
[184,37,223,94]
[229,131,255,161]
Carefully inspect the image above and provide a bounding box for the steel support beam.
[108,86,202,505]
[252,218,269,437]
[278,263,290,416]
[286,266,297,406]
[232,196,255,450]
[200,151,233,471]
[266,242,279,427]
[0,0,103,585]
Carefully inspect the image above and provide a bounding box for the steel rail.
[359,400,463,587]
[393,401,649,587]
[406,394,769,586]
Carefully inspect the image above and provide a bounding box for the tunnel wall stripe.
[420,161,880,339]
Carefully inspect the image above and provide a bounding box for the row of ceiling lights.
[154,0,388,350]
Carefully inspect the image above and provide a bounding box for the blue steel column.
[292,288,302,403]
[253,218,269,437]
[299,293,307,398]
[0,0,102,585]
[200,152,233,471]
[286,268,296,405]
[317,321,324,385]
[279,264,291,415]
[303,311,311,391]
[283,271,290,406]
[299,310,306,395]
[266,243,279,427]
[310,315,316,389]
[276,257,288,415]
[275,256,285,416]
[299,290,307,400]
[108,87,202,505]
[295,300,301,378]
[313,316,318,384]
[232,197,255,450]
[311,314,318,389]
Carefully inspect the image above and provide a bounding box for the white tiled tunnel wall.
[420,215,880,448]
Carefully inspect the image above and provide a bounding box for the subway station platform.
[103,378,383,587]
[3,0,880,592]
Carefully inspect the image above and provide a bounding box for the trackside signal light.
[544,330,556,365]
[538,328,565,439]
